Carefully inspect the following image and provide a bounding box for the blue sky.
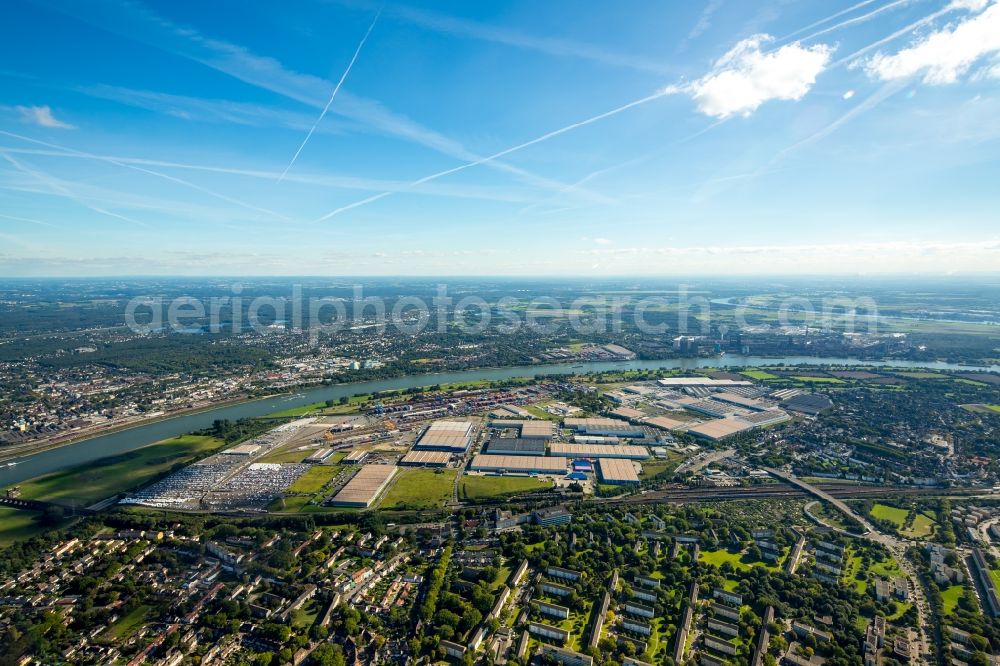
[1,0,999,276]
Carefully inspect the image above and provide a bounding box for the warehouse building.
[682,399,741,418]
[780,393,834,415]
[686,419,754,441]
[711,392,771,411]
[329,464,397,508]
[490,405,533,419]
[549,443,649,459]
[656,378,753,388]
[399,450,450,467]
[305,448,335,463]
[343,450,368,464]
[644,415,687,431]
[597,458,641,485]
[489,419,556,439]
[739,410,791,427]
[611,407,646,421]
[468,454,568,474]
[414,420,475,452]
[484,437,547,456]
[563,417,645,438]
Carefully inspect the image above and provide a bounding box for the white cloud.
[15,105,76,129]
[593,237,612,245]
[979,60,1000,78]
[865,1,1000,84]
[667,35,833,118]
[842,89,856,99]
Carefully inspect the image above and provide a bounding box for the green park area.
[15,434,227,507]
[700,549,750,570]
[941,585,964,616]
[0,506,49,547]
[868,503,936,538]
[843,546,903,595]
[459,474,553,500]
[380,468,457,510]
[870,503,909,527]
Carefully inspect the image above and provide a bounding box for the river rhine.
[1,356,997,487]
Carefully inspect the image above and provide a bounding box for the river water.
[1,355,997,487]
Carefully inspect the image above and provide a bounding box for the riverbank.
[0,392,279,465]
[1,355,997,488]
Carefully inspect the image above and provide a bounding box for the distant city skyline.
[2,0,999,276]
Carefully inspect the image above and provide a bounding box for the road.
[766,469,933,666]
[977,517,1000,559]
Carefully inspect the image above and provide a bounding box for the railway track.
[602,482,987,505]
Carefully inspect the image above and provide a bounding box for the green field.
[0,507,48,547]
[380,468,457,509]
[103,605,151,641]
[989,569,1000,591]
[893,371,947,379]
[287,465,341,494]
[459,475,553,500]
[791,376,845,384]
[17,434,227,506]
[941,585,964,616]
[699,549,750,571]
[870,503,909,528]
[903,512,936,539]
[741,369,778,380]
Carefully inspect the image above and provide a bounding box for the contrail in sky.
[1,152,147,227]
[776,0,881,42]
[312,88,670,222]
[793,0,919,43]
[0,129,290,221]
[278,9,382,182]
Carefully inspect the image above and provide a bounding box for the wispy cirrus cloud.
[79,85,360,134]
[43,0,595,200]
[372,2,675,74]
[278,8,381,181]
[863,0,1000,83]
[0,144,540,204]
[1,152,145,227]
[312,89,669,221]
[14,105,76,129]
[665,35,833,119]
[0,130,291,221]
